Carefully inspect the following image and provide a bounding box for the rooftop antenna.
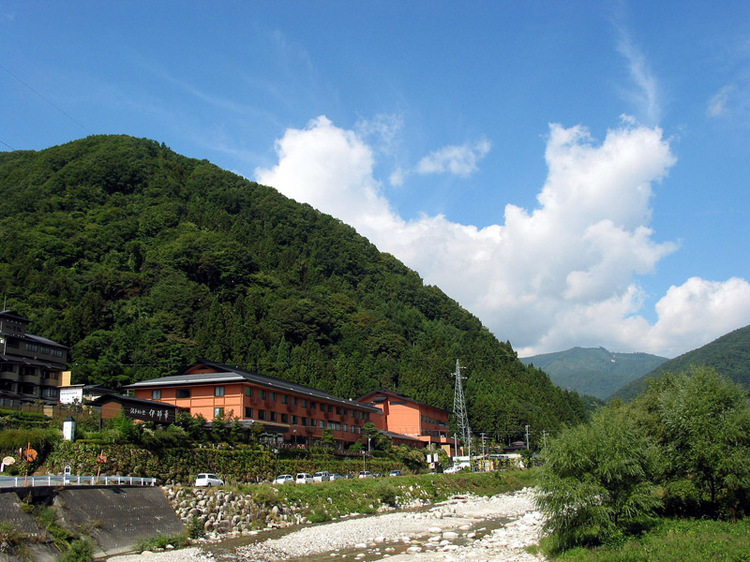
[452,359,471,457]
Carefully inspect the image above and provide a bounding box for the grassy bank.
[544,517,750,561]
[226,469,537,526]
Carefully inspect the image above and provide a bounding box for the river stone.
[442,531,459,540]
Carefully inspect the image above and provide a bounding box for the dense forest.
[0,135,585,442]
[610,324,750,401]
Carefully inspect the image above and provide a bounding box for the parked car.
[389,469,402,477]
[330,473,345,481]
[312,471,330,482]
[295,472,313,484]
[194,473,224,487]
[273,474,294,484]
[358,470,372,478]
[443,465,461,474]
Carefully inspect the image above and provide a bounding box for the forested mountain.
[521,347,667,399]
[609,325,750,401]
[0,135,585,442]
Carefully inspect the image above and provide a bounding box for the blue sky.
[2,1,749,358]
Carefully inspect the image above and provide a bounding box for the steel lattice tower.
[452,359,471,455]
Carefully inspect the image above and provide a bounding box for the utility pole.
[480,432,486,457]
[525,424,530,450]
[452,359,471,458]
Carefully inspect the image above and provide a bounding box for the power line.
[1,61,92,136]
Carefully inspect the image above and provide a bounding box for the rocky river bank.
[108,487,545,561]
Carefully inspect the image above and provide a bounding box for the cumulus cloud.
[255,115,750,357]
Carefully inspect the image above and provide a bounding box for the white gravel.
[238,487,544,561]
[108,488,545,562]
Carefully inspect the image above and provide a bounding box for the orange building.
[357,389,455,454]
[126,359,380,447]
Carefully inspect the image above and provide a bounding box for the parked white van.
[313,471,330,482]
[295,472,313,484]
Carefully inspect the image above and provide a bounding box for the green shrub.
[135,533,190,552]
[58,538,93,562]
[186,516,203,539]
[0,521,28,558]
[536,405,662,552]
[375,481,398,506]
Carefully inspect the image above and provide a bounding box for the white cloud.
[615,28,662,125]
[255,115,750,358]
[707,85,736,117]
[416,138,491,177]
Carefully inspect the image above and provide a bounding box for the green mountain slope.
[0,135,585,441]
[520,347,667,399]
[609,325,750,401]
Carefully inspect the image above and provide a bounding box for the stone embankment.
[163,483,433,537]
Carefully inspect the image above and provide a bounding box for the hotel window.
[245,387,253,397]
[302,399,308,408]
[245,407,253,418]
[343,424,348,432]
[328,404,334,413]
[152,389,161,400]
[319,420,325,428]
[291,415,298,425]
[292,396,298,406]
[281,394,287,404]
[176,389,191,399]
[215,386,225,397]
[281,413,288,423]
[258,410,266,420]
[259,389,266,399]
[214,407,224,418]
[270,411,277,422]
[302,417,308,426]
[269,391,276,402]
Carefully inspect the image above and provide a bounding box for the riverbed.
[108,488,544,562]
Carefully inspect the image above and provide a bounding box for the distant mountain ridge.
[521,347,668,399]
[609,325,750,401]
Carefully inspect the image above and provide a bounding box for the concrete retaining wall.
[0,486,184,559]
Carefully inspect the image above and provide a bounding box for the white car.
[273,474,294,484]
[295,472,313,484]
[313,471,330,482]
[358,470,372,478]
[194,473,224,487]
[443,465,461,474]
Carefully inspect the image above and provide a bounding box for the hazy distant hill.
[609,325,750,401]
[0,135,586,440]
[521,347,667,399]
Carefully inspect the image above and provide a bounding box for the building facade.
[126,359,381,448]
[357,389,455,454]
[0,310,69,405]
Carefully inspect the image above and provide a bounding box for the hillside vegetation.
[609,324,750,401]
[521,347,667,399]
[0,135,585,441]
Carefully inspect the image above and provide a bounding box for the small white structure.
[62,416,76,441]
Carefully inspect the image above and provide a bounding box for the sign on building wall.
[59,387,84,404]
[121,401,176,424]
